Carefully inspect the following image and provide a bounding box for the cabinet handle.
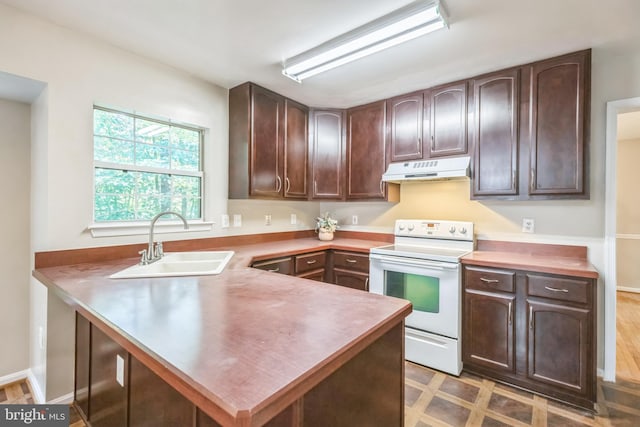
[268,267,280,273]
[276,176,282,192]
[508,301,513,325]
[306,259,317,265]
[544,286,569,293]
[529,306,534,330]
[365,277,370,291]
[285,177,291,193]
[346,259,358,263]
[431,135,435,150]
[379,180,384,195]
[480,277,499,284]
[530,168,536,190]
[314,180,318,195]
[512,169,517,190]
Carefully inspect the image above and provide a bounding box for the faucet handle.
[138,249,149,265]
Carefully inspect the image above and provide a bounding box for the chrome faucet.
[139,211,189,265]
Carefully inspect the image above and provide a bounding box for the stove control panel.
[395,219,474,241]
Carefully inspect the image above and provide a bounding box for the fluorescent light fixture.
[282,0,448,82]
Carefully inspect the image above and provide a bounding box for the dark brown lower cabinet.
[89,323,128,427]
[129,357,194,427]
[75,314,404,426]
[462,265,596,410]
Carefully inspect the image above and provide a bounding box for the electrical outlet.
[352,215,358,225]
[233,214,242,227]
[221,214,229,228]
[116,355,125,387]
[290,214,297,225]
[522,218,535,233]
[265,214,272,226]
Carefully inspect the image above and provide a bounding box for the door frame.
[603,96,640,381]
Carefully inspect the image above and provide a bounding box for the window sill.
[88,220,214,238]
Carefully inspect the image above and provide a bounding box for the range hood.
[382,156,470,183]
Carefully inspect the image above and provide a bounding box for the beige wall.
[616,137,640,291]
[0,98,31,377]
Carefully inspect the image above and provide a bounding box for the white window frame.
[88,106,213,237]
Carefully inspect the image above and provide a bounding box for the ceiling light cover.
[282,0,448,82]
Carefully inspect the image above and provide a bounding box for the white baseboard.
[47,392,74,404]
[617,286,640,294]
[0,369,31,387]
[27,370,45,404]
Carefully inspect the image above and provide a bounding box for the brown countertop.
[461,240,599,279]
[34,236,409,426]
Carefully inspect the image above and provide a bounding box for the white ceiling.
[2,0,640,108]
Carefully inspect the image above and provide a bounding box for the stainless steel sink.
[110,251,234,279]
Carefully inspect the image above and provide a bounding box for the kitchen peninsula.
[33,235,411,427]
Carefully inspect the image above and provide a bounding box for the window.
[93,106,203,222]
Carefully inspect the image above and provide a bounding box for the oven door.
[369,253,460,339]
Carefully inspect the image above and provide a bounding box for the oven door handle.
[369,253,459,270]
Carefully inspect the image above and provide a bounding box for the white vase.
[318,229,334,241]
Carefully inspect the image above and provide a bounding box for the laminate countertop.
[33,237,410,426]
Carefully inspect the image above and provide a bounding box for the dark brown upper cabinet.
[283,99,309,198]
[309,109,345,200]
[470,68,520,198]
[527,50,590,198]
[470,50,590,200]
[346,101,399,201]
[228,82,308,199]
[425,81,469,158]
[387,92,424,162]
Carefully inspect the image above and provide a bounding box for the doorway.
[604,98,640,382]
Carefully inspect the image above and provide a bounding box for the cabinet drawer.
[295,251,326,274]
[464,266,515,293]
[527,274,589,304]
[333,251,369,273]
[252,257,293,275]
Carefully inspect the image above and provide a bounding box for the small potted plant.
[316,212,338,241]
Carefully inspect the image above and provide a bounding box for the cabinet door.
[310,109,344,199]
[463,290,515,373]
[471,69,520,197]
[426,82,468,158]
[284,99,309,199]
[528,50,589,197]
[387,92,424,162]
[346,100,387,199]
[129,356,194,427]
[89,325,128,427]
[527,299,590,394]
[250,85,284,197]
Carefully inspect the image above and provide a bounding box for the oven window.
[384,271,439,313]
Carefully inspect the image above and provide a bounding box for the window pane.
[95,168,135,194]
[172,175,201,197]
[135,118,170,146]
[94,137,135,164]
[171,127,200,151]
[135,143,170,169]
[138,172,171,195]
[94,195,135,221]
[171,149,200,171]
[94,109,133,140]
[171,197,201,219]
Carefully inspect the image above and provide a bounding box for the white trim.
[0,369,30,387]
[47,392,74,405]
[88,220,214,237]
[617,286,640,294]
[616,233,640,240]
[604,96,640,382]
[28,369,45,404]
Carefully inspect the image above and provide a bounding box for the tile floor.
[1,364,639,426]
